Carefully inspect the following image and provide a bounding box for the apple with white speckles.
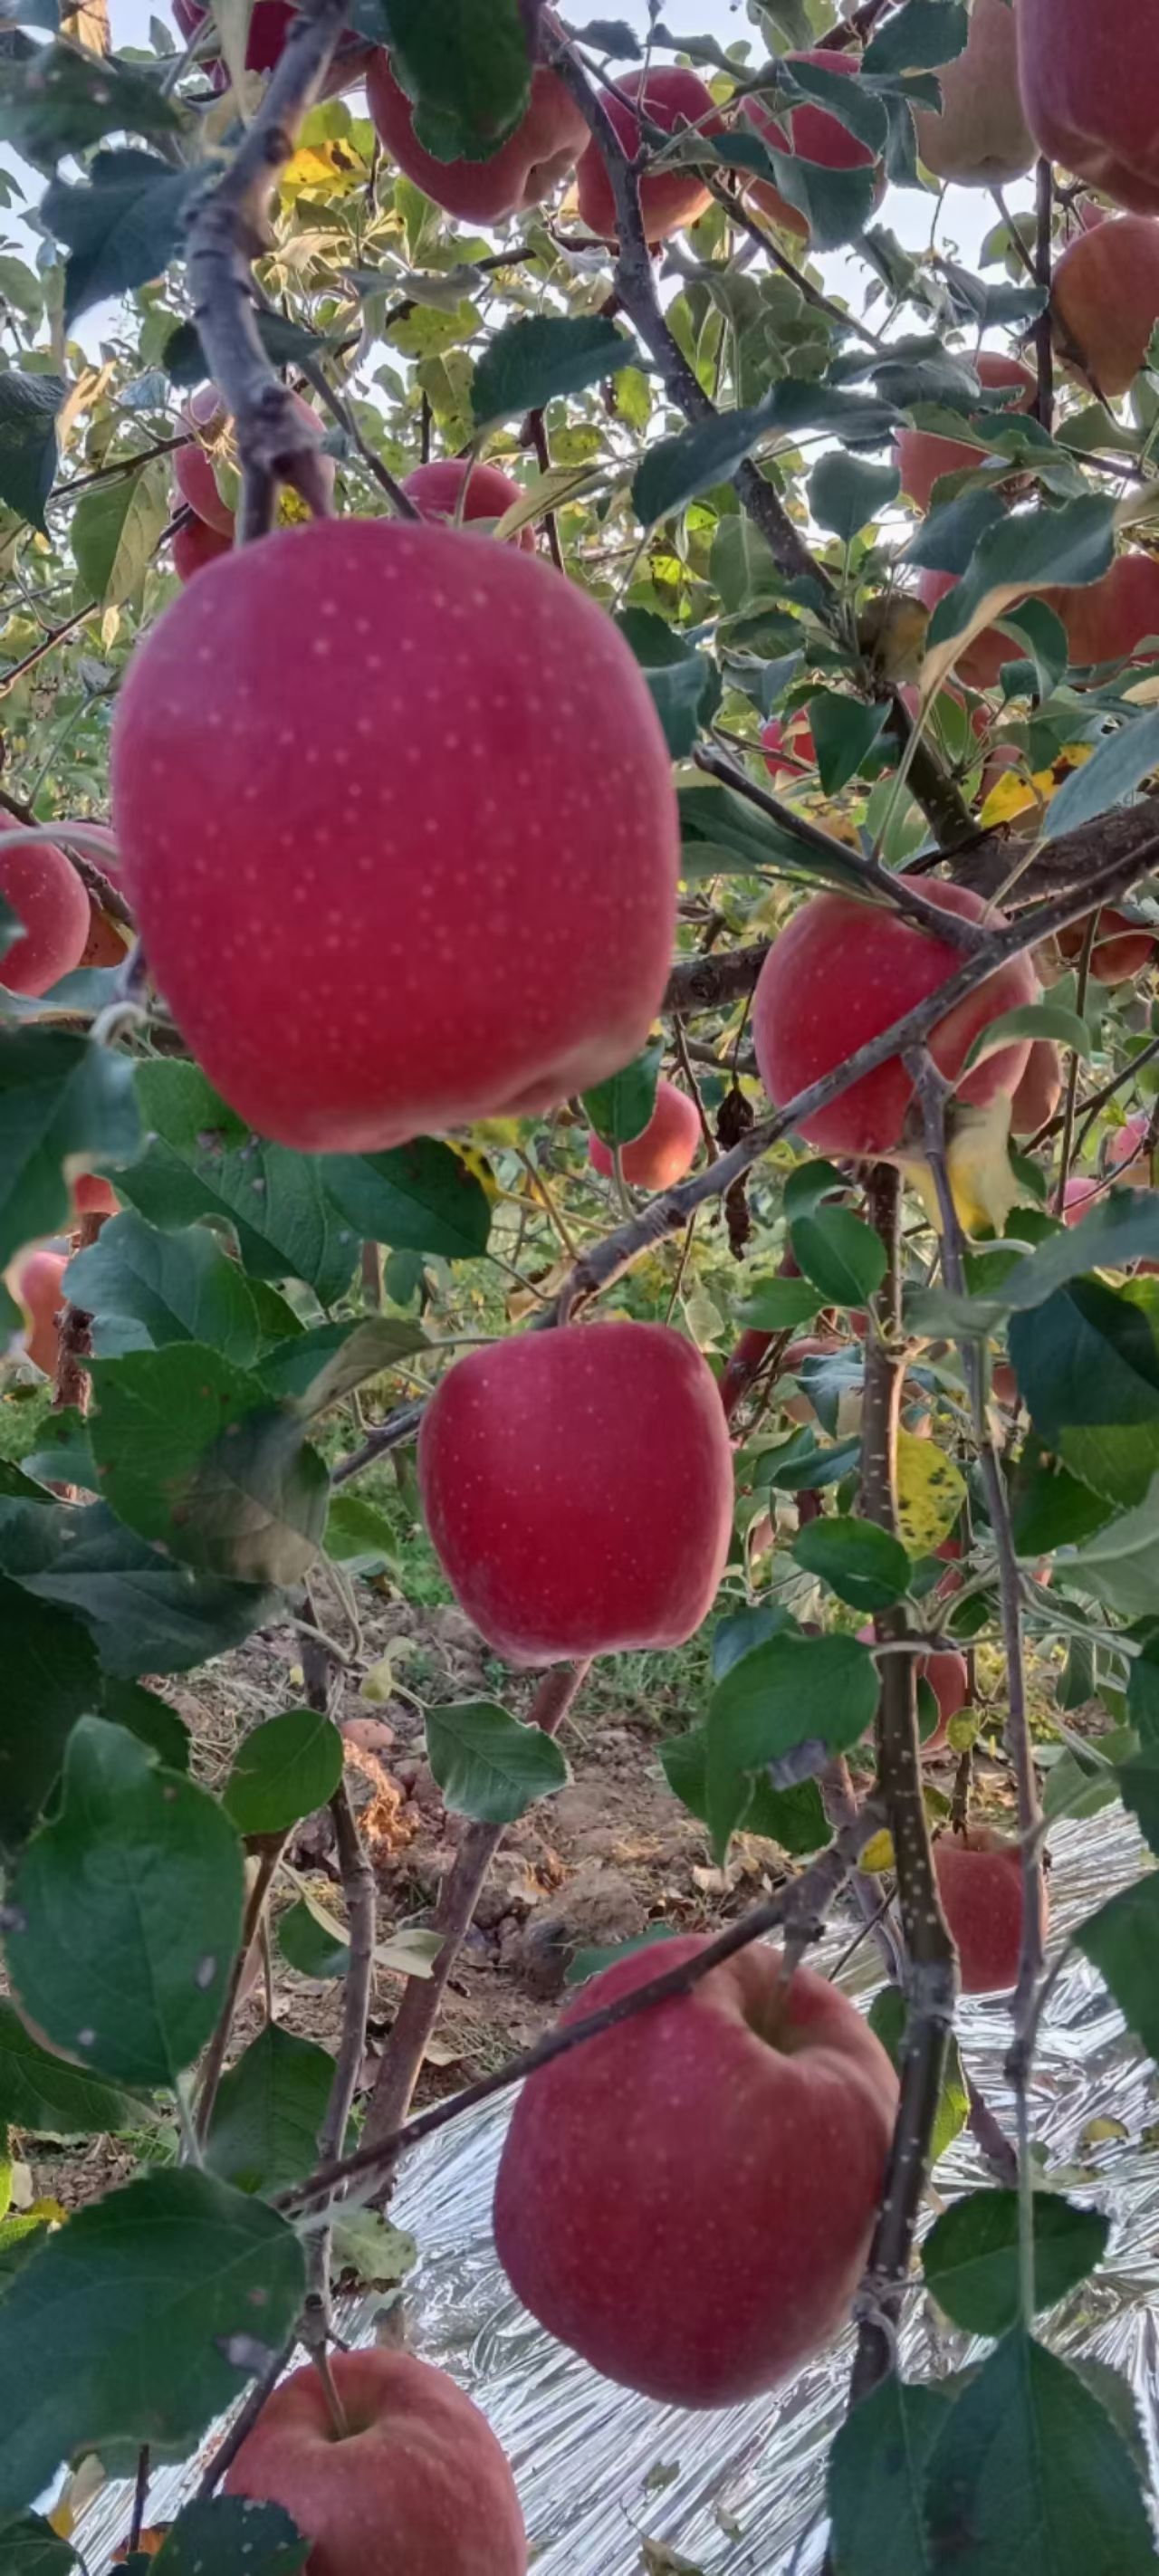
[752,880,1039,1160]
[400,459,535,549]
[493,1932,899,2406]
[417,1322,734,1664]
[110,519,680,1152]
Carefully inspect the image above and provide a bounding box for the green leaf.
[867,1983,969,2161]
[0,1578,101,1857]
[225,1707,344,1836]
[1043,707,1159,842]
[1009,1280,1159,1508]
[150,2498,309,2575]
[323,1491,398,1577]
[205,2024,339,2197]
[926,496,1116,658]
[0,47,181,166]
[120,1064,357,1307]
[791,1205,887,1305]
[163,310,326,388]
[784,1157,849,1221]
[320,1137,492,1260]
[472,313,632,424]
[0,1999,139,2140]
[1059,1483,1159,1619]
[1076,1871,1159,2063]
[659,1725,827,1854]
[582,1039,664,1148]
[43,150,199,327]
[734,1278,823,1331]
[0,2520,79,2576]
[863,0,968,72]
[71,459,168,608]
[380,0,532,158]
[809,451,900,541]
[0,1030,141,1278]
[634,378,899,524]
[425,1699,570,1824]
[827,2374,947,2576]
[792,1515,912,1611]
[808,691,890,794]
[0,373,63,535]
[88,1345,328,1586]
[63,1211,263,1365]
[0,2167,304,2525]
[614,608,721,757]
[923,2189,1110,2336]
[278,1892,350,1980]
[961,1001,1092,1074]
[705,1632,878,1857]
[5,1717,244,2088]
[0,1494,279,1678]
[262,1316,429,1415]
[565,1923,682,1987]
[908,1189,1159,1337]
[925,2332,1155,2574]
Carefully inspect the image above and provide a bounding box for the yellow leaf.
[446,1140,500,1200]
[947,1711,979,1753]
[859,1829,896,1873]
[361,1654,394,1705]
[979,770,1039,828]
[1081,2115,1130,2146]
[493,461,607,542]
[896,1429,967,1554]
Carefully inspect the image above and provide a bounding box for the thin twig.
[1032,157,1055,434]
[1052,911,1096,1212]
[694,743,986,948]
[196,1838,287,2141]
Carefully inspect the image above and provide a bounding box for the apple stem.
[312,2343,351,2442]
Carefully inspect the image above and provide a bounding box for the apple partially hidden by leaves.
[588,1077,701,1188]
[493,1933,899,2405]
[111,518,680,1152]
[368,47,589,222]
[576,66,723,244]
[13,1247,68,1377]
[934,1824,1047,1993]
[400,458,534,549]
[0,821,91,996]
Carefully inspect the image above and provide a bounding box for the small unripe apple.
[400,459,534,550]
[913,0,1033,186]
[895,353,1035,515]
[417,1323,733,1663]
[934,1824,1047,1993]
[493,1932,899,2406]
[0,823,91,997]
[1010,1039,1062,1136]
[739,50,885,240]
[1018,0,1159,216]
[576,66,723,244]
[14,1248,68,1377]
[368,47,589,222]
[1053,216,1159,397]
[223,2348,526,2575]
[752,879,1038,1161]
[173,514,232,585]
[111,519,679,1153]
[761,708,816,780]
[588,1077,701,1189]
[1058,904,1156,983]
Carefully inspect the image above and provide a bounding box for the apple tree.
[3,0,1159,2564]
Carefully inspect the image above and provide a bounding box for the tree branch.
[694,743,987,947]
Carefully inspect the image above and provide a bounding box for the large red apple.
[0,823,91,996]
[895,353,1035,515]
[1052,215,1159,396]
[223,2349,526,2576]
[752,879,1038,1161]
[1018,0,1159,215]
[172,0,369,97]
[400,459,533,550]
[934,1824,1047,1994]
[417,1322,733,1663]
[493,1933,898,2406]
[576,66,723,244]
[110,519,679,1153]
[14,1248,68,1378]
[1010,1038,1062,1135]
[368,49,589,222]
[913,0,1032,185]
[739,51,885,240]
[588,1077,701,1189]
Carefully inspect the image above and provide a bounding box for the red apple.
[493,1932,898,2406]
[1058,903,1156,982]
[895,352,1035,514]
[1063,1173,1104,1224]
[173,515,232,585]
[172,0,369,97]
[1108,1110,1151,1173]
[223,2349,526,2575]
[778,1332,844,1425]
[14,1248,68,1378]
[1018,0,1159,216]
[934,1824,1047,1994]
[110,519,679,1153]
[0,823,91,997]
[588,1077,701,1189]
[739,50,885,240]
[576,66,723,244]
[857,1624,967,1750]
[1049,554,1159,671]
[173,388,332,538]
[70,1173,119,1218]
[417,1322,733,1663]
[752,879,1039,1161]
[719,1324,776,1421]
[761,708,816,780]
[173,436,235,538]
[1052,215,1159,396]
[400,459,533,551]
[913,0,1033,184]
[1010,1039,1062,1135]
[368,48,589,223]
